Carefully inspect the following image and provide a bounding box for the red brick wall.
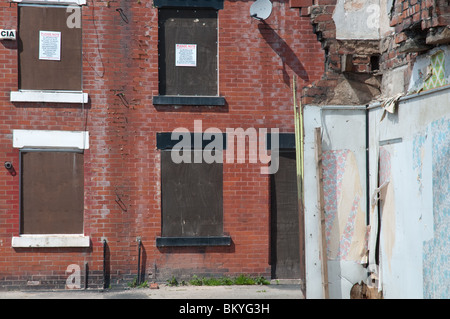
[300,0,450,104]
[0,0,323,289]
[390,0,450,32]
[380,0,450,83]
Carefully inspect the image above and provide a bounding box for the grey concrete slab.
[0,284,304,299]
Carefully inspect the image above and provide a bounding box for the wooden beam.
[293,75,306,296]
[315,127,329,299]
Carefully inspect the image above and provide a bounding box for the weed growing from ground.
[188,274,270,286]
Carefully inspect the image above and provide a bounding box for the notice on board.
[175,44,197,67]
[39,31,61,61]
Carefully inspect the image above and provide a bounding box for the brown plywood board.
[18,6,82,90]
[21,151,84,234]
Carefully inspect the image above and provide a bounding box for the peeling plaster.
[423,117,450,299]
[333,0,381,40]
[379,146,396,271]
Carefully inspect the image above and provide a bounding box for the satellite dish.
[250,0,272,21]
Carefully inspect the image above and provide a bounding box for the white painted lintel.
[13,129,89,149]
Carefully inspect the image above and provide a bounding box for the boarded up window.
[158,8,218,96]
[18,5,82,91]
[270,151,301,279]
[161,150,223,237]
[21,151,84,234]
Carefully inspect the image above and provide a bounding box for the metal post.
[103,239,107,289]
[84,262,88,290]
[137,238,141,285]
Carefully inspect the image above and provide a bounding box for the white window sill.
[10,90,88,104]
[12,234,90,248]
[11,0,87,5]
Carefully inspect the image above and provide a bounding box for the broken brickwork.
[291,1,381,105]
[293,0,450,105]
[382,0,450,91]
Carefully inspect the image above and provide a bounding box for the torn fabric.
[380,93,403,122]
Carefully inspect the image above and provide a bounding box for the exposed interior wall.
[301,0,450,299]
[368,87,450,299]
[333,0,382,40]
[304,87,449,299]
[304,88,450,299]
[408,45,450,92]
[304,105,368,299]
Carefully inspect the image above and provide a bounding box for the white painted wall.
[368,87,450,298]
[333,0,395,40]
[304,106,368,299]
[304,87,450,299]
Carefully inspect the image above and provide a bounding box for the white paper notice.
[175,44,197,67]
[39,31,61,61]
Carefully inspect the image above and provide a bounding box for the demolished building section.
[295,0,450,298]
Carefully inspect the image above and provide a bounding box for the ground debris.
[350,281,383,299]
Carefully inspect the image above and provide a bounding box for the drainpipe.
[84,262,88,290]
[137,237,142,285]
[103,239,107,289]
[365,105,370,224]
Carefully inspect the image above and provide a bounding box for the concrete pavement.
[0,283,304,299]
